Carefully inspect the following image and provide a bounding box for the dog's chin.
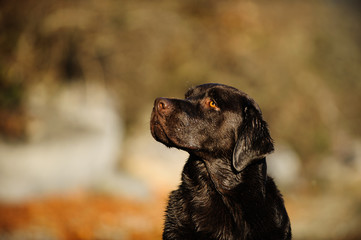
[151,112,199,151]
[151,121,195,152]
[151,122,171,146]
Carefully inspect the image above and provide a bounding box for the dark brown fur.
[150,83,291,240]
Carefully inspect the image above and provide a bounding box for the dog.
[150,83,291,240]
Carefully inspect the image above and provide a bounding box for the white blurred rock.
[0,82,125,202]
[268,144,301,188]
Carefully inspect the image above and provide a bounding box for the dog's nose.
[155,97,172,114]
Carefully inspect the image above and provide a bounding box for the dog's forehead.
[184,84,211,98]
[185,84,261,112]
[185,84,236,98]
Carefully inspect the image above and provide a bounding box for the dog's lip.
[151,108,199,151]
[151,113,173,144]
[154,123,198,152]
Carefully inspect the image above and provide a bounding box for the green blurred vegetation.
[0,0,360,161]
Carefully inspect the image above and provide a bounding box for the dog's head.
[150,83,274,172]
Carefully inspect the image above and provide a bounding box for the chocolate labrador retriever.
[150,83,291,240]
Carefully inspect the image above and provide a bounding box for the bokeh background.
[1,0,361,239]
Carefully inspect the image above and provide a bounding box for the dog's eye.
[205,98,220,111]
[209,100,218,109]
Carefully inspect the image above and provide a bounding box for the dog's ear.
[232,105,274,172]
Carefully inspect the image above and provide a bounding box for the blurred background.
[1,0,361,239]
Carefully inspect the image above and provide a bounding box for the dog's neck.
[186,154,268,197]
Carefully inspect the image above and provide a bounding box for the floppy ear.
[232,106,274,172]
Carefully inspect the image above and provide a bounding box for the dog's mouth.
[150,106,199,151]
[150,109,173,146]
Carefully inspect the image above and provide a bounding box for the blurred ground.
[0,191,165,240]
[1,0,361,239]
[0,165,360,240]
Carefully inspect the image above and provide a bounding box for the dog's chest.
[190,186,238,236]
[183,160,245,239]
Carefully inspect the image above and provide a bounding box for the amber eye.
[209,100,217,108]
